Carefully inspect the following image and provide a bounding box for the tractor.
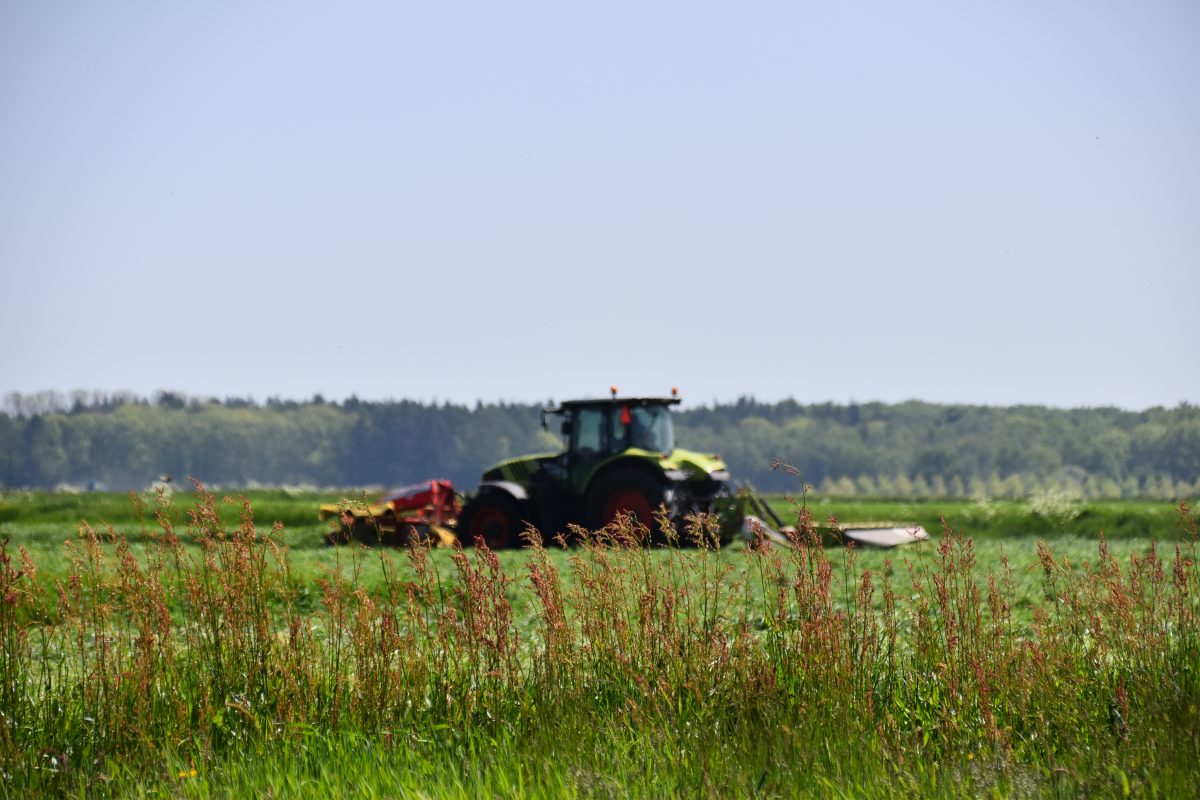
[457,389,741,548]
[321,390,928,549]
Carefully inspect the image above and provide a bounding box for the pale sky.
[2,1,1197,411]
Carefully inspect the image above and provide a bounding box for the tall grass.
[1,488,1197,797]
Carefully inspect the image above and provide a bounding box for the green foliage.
[1,395,1197,500]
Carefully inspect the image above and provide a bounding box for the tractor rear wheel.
[457,492,523,549]
[585,470,667,533]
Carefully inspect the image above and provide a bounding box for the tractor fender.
[475,480,530,502]
[583,457,674,499]
[469,480,542,541]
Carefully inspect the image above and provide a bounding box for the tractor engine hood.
[481,449,730,486]
[658,448,730,482]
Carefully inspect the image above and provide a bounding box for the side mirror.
[561,419,573,437]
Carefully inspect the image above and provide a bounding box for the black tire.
[351,515,379,546]
[584,469,667,532]
[376,509,399,545]
[457,492,524,549]
[324,524,352,546]
[710,481,740,546]
[405,522,431,547]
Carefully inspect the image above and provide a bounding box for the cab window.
[612,405,674,452]
[572,408,608,456]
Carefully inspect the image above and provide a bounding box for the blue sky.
[2,1,1197,410]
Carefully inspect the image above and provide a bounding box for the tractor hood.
[482,448,729,486]
[482,453,559,484]
[657,448,730,482]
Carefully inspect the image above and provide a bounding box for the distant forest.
[1,391,1198,499]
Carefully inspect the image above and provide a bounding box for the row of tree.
[0,393,1197,497]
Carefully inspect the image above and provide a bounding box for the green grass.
[79,719,1200,799]
[0,487,337,528]
[4,487,1184,544]
[1,524,1179,634]
[1,490,1197,798]
[772,495,1192,540]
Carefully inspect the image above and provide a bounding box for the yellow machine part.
[426,524,458,548]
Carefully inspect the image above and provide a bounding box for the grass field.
[1,488,1197,797]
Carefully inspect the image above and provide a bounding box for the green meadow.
[1,489,1197,797]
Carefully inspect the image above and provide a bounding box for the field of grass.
[1,488,1197,797]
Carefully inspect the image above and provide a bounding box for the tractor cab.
[548,396,679,494]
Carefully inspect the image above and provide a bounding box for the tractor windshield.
[620,405,674,453]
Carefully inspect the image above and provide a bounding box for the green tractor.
[457,392,740,548]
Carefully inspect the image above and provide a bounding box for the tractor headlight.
[709,470,731,482]
[663,469,688,481]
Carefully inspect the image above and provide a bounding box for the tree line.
[1,391,1197,499]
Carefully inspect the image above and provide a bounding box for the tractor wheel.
[324,524,352,546]
[457,492,523,549]
[376,509,399,544]
[405,522,431,547]
[585,470,666,533]
[351,515,379,546]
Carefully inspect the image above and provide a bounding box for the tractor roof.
[547,396,681,414]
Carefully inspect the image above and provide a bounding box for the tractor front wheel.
[457,492,523,549]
